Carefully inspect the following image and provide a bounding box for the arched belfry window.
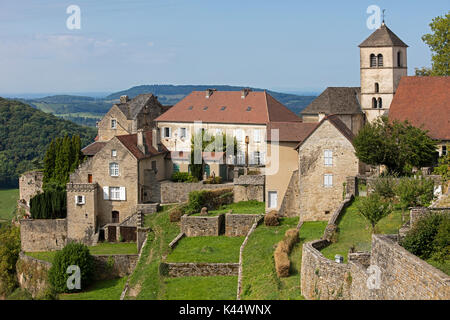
[375,83,379,93]
[377,54,383,67]
[372,98,377,109]
[378,98,383,109]
[370,54,377,67]
[397,51,402,67]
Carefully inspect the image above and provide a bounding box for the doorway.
[112,211,119,223]
[268,191,277,209]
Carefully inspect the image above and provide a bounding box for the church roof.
[389,76,450,141]
[301,87,362,115]
[359,23,408,48]
[115,94,160,120]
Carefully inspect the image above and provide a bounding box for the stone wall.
[16,252,51,298]
[20,219,67,252]
[410,207,450,227]
[300,234,450,300]
[92,254,139,281]
[19,170,44,207]
[277,170,300,217]
[136,203,159,214]
[233,174,264,203]
[160,181,233,203]
[225,214,261,237]
[160,262,239,277]
[180,214,224,236]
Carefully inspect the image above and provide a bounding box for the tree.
[356,194,392,232]
[433,151,450,183]
[416,12,450,76]
[0,224,21,297]
[354,117,437,174]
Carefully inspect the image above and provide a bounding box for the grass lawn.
[241,217,327,300]
[161,276,237,300]
[166,236,244,263]
[26,242,138,263]
[59,277,127,300]
[192,201,265,216]
[125,205,180,300]
[426,258,450,276]
[0,189,19,221]
[320,197,404,262]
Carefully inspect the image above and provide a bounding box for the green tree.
[433,151,450,182]
[356,194,392,232]
[421,12,450,76]
[0,224,21,297]
[354,117,437,174]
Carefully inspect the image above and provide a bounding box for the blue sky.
[0,0,448,95]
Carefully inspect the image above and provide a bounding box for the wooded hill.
[0,97,96,188]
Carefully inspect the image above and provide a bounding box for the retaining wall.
[180,214,224,236]
[225,214,261,237]
[160,262,239,277]
[20,219,67,252]
[160,181,232,203]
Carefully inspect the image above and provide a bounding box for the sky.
[0,0,448,96]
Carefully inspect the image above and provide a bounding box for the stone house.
[18,170,44,210]
[296,115,364,221]
[389,76,450,157]
[155,89,302,180]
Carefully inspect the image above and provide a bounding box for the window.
[324,150,333,166]
[397,51,402,67]
[253,151,261,165]
[235,129,243,142]
[377,54,383,67]
[378,98,383,109]
[372,98,377,109]
[237,151,245,165]
[111,150,117,157]
[370,54,377,67]
[173,163,180,173]
[75,195,85,205]
[151,160,157,172]
[179,128,187,139]
[111,119,117,129]
[268,191,277,209]
[324,174,333,187]
[112,211,119,223]
[88,174,93,183]
[442,145,447,156]
[163,127,171,138]
[109,162,119,177]
[109,187,125,201]
[253,129,261,143]
[375,83,379,93]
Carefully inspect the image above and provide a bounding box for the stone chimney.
[152,128,160,150]
[137,129,146,154]
[120,95,129,104]
[241,88,252,99]
[205,89,216,99]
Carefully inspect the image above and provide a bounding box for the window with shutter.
[119,187,126,201]
[110,187,121,200]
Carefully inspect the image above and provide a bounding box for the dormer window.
[111,119,117,129]
[246,106,252,111]
[203,106,208,111]
[188,106,193,110]
[377,54,383,67]
[220,106,226,111]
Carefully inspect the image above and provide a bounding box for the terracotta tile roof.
[295,115,355,149]
[82,141,107,156]
[301,87,362,115]
[116,131,167,160]
[389,76,450,141]
[155,90,301,124]
[267,121,318,142]
[359,23,408,48]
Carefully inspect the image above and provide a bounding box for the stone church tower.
[359,23,408,123]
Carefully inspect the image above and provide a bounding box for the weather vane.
[382,9,386,24]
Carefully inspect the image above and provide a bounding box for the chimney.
[120,95,129,104]
[241,88,252,99]
[205,89,216,99]
[137,129,146,154]
[152,128,160,150]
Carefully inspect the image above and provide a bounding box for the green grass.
[59,277,127,300]
[426,258,450,276]
[240,218,326,300]
[0,189,19,221]
[125,205,180,299]
[6,288,33,300]
[320,197,404,262]
[192,201,265,216]
[161,276,237,300]
[26,242,138,263]
[166,236,244,263]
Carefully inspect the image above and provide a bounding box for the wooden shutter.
[119,187,126,201]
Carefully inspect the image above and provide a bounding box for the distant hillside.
[0,98,97,187]
[108,85,316,115]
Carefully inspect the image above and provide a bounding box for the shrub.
[401,214,444,260]
[204,176,222,184]
[30,189,67,219]
[184,188,233,214]
[171,172,198,183]
[356,194,392,232]
[432,214,450,263]
[48,242,94,293]
[169,208,184,222]
[433,152,449,183]
[395,177,435,210]
[284,229,299,252]
[264,210,279,226]
[274,242,290,278]
[0,224,21,297]
[372,175,396,199]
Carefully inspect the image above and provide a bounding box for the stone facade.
[18,170,44,207]
[225,214,261,237]
[92,254,139,280]
[298,120,362,221]
[277,170,300,217]
[300,234,450,300]
[160,262,239,277]
[180,214,225,237]
[233,175,265,203]
[20,219,67,252]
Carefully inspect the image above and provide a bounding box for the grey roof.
[359,24,408,48]
[301,87,363,115]
[116,94,157,120]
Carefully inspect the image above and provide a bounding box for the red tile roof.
[389,76,450,141]
[82,141,107,156]
[155,90,301,124]
[116,131,167,160]
[267,121,318,142]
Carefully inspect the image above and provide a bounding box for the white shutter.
[119,187,126,201]
[254,129,260,142]
[81,195,85,204]
[103,186,109,200]
[75,196,78,205]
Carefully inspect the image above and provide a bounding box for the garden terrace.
[191,201,265,216]
[161,276,237,300]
